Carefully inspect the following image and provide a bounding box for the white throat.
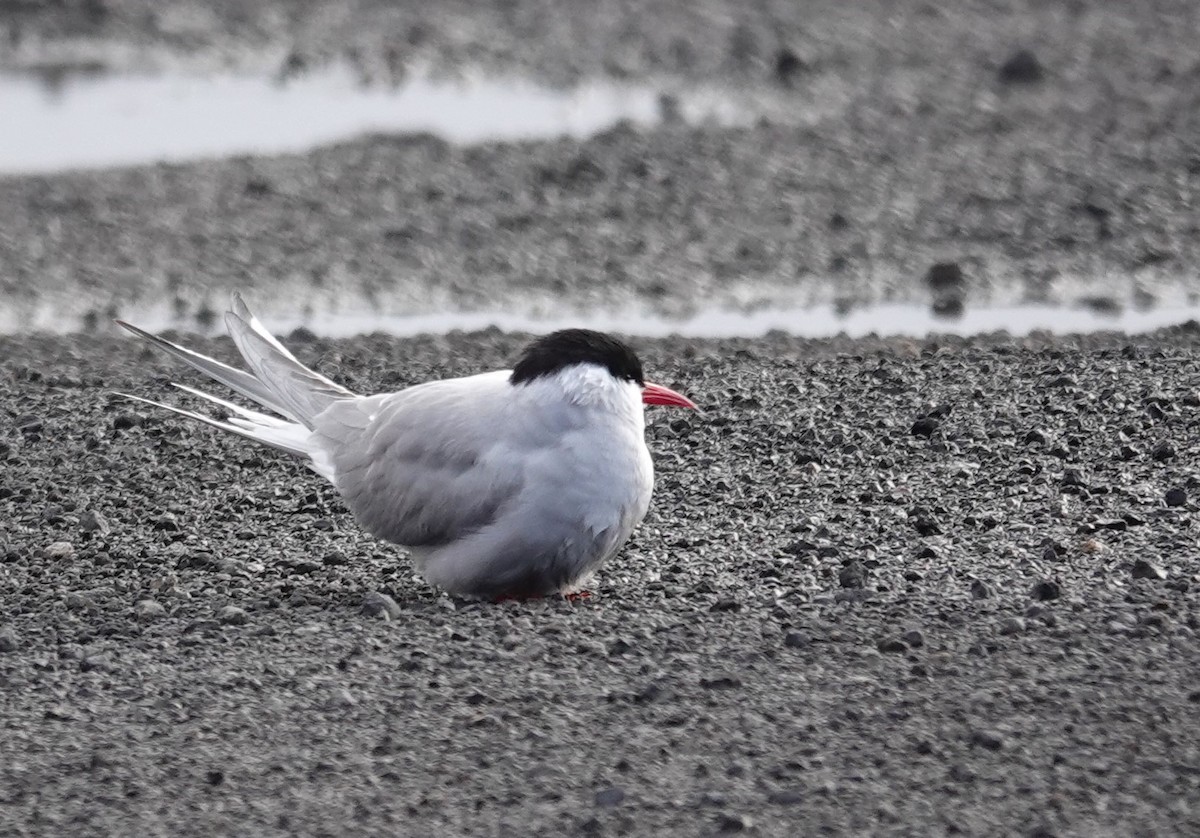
[527,364,645,423]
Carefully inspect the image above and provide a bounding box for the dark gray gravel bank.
[4,1,1200,327]
[3,327,1200,836]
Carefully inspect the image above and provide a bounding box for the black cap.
[510,329,645,387]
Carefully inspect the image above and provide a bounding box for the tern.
[116,296,697,599]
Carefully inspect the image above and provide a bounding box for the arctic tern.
[116,296,696,599]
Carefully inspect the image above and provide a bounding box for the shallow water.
[0,65,771,174]
[4,295,1197,339]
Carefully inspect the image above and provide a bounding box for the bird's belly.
[418,428,652,598]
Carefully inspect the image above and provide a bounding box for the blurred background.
[1,0,1198,338]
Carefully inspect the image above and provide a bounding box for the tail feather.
[224,307,354,429]
[115,294,357,480]
[114,319,299,422]
[114,392,313,460]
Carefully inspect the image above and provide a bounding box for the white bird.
[116,295,697,600]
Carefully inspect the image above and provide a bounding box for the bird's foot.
[563,590,592,602]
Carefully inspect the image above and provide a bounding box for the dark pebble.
[999,617,1027,636]
[839,560,868,589]
[1150,440,1175,462]
[594,786,625,807]
[112,413,143,430]
[901,629,925,648]
[877,637,909,654]
[1165,487,1187,507]
[0,627,18,653]
[134,599,167,621]
[1061,468,1087,488]
[766,789,805,805]
[700,674,743,689]
[14,413,43,433]
[284,559,322,574]
[217,605,249,625]
[783,631,809,649]
[79,510,111,535]
[1131,560,1167,581]
[998,49,1044,84]
[1031,580,1062,601]
[970,729,1006,751]
[911,417,939,438]
[970,580,992,599]
[716,813,753,833]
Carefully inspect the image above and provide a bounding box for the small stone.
[783,631,809,649]
[1061,468,1087,488]
[911,417,939,438]
[361,591,402,620]
[134,599,167,621]
[1165,487,1187,507]
[1131,560,1168,581]
[1031,580,1061,601]
[766,789,805,805]
[970,580,992,599]
[999,617,1026,636]
[710,597,741,612]
[329,688,356,708]
[839,560,868,589]
[877,636,909,654]
[901,629,925,648]
[14,413,43,433]
[594,786,625,807]
[700,674,743,690]
[717,813,753,833]
[284,559,322,574]
[0,628,18,653]
[112,413,143,431]
[774,47,808,84]
[44,541,75,559]
[607,637,635,656]
[926,261,965,291]
[998,49,1044,85]
[79,510,111,535]
[970,729,1006,751]
[1151,440,1175,462]
[79,654,113,673]
[217,605,249,625]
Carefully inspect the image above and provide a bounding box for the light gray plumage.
[114,295,688,599]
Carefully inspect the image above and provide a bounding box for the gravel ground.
[3,326,1200,836]
[4,1,1200,327]
[4,1,1200,835]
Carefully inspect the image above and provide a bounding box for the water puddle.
[5,296,1198,340]
[0,64,775,174]
[147,302,1200,340]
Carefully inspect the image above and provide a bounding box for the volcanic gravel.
[3,325,1200,836]
[5,2,1200,835]
[5,1,1200,325]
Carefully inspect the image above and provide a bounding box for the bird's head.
[510,329,697,410]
